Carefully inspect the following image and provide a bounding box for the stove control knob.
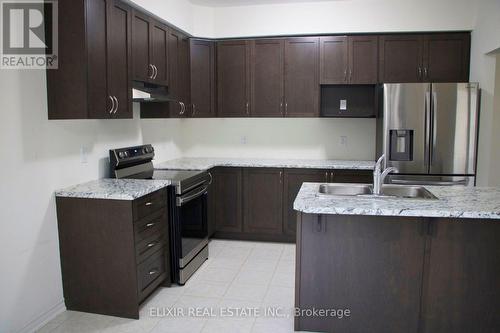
[118,151,125,158]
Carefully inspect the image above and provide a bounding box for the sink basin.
[318,183,437,200]
[378,185,437,199]
[318,184,373,196]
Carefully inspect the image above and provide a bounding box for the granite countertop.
[294,183,500,219]
[55,179,171,200]
[155,157,375,171]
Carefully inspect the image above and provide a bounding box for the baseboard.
[18,301,66,333]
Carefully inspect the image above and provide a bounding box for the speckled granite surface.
[294,183,500,219]
[55,179,171,200]
[155,157,375,171]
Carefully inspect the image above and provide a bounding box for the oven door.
[175,185,209,270]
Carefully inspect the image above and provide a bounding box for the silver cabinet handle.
[245,101,249,115]
[147,242,156,248]
[148,268,159,275]
[179,102,185,115]
[325,171,329,182]
[108,95,115,114]
[280,101,283,115]
[152,65,158,79]
[418,67,422,79]
[148,64,154,79]
[113,96,118,114]
[349,68,352,82]
[279,171,282,183]
[343,68,347,82]
[146,222,155,227]
[424,67,428,79]
[145,202,153,206]
[284,102,288,115]
[192,104,196,116]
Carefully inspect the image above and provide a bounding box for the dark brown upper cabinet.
[379,33,470,83]
[250,39,285,117]
[320,36,378,84]
[131,11,168,86]
[243,168,283,235]
[284,37,320,117]
[48,0,132,119]
[168,29,190,118]
[423,33,470,83]
[217,40,251,117]
[320,36,349,84]
[190,39,216,117]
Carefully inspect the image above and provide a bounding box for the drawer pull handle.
[146,223,155,227]
[145,202,153,206]
[147,242,156,248]
[149,269,159,275]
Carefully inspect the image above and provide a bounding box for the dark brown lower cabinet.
[55,189,170,319]
[243,168,283,235]
[296,214,500,333]
[211,167,243,233]
[211,167,372,242]
[283,169,328,237]
[420,219,500,333]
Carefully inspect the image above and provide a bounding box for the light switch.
[340,99,347,111]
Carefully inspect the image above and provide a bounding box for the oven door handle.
[176,185,208,206]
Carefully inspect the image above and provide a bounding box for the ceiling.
[189,0,345,7]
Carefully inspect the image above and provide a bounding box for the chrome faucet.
[373,154,398,196]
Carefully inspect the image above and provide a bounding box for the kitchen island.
[293,183,500,333]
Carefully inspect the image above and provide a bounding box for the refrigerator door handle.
[424,90,431,170]
[431,91,437,168]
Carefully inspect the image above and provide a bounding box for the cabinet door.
[107,0,132,118]
[213,168,243,233]
[151,21,169,86]
[166,29,187,118]
[422,33,470,83]
[284,37,319,117]
[349,35,378,84]
[319,36,348,84]
[297,214,426,333]
[283,169,328,237]
[131,10,151,82]
[379,35,424,83]
[217,41,250,117]
[331,170,373,183]
[251,39,284,117]
[420,219,500,333]
[190,39,215,118]
[243,168,283,235]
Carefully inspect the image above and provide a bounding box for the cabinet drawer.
[137,250,166,292]
[133,189,167,221]
[134,208,166,244]
[136,232,165,264]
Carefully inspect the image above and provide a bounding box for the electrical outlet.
[80,146,88,164]
[240,136,247,145]
[340,136,348,147]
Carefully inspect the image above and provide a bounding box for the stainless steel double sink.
[318,183,437,200]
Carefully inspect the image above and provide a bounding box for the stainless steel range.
[110,145,210,285]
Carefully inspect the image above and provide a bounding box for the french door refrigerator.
[377,83,480,186]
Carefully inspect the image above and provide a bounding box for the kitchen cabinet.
[296,214,426,333]
[48,0,132,119]
[211,168,243,233]
[131,11,168,85]
[250,39,285,117]
[284,37,320,117]
[55,189,170,319]
[423,33,470,83]
[217,40,251,117]
[420,219,500,333]
[190,39,216,117]
[283,169,327,236]
[321,85,377,118]
[379,33,470,83]
[331,169,373,183]
[320,36,378,84]
[243,168,284,235]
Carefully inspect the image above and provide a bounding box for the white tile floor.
[37,240,301,333]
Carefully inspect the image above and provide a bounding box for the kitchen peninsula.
[293,183,500,333]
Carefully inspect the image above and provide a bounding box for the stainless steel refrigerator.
[376,83,480,186]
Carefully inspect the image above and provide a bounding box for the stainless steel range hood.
[132,81,177,103]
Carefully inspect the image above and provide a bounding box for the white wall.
[179,118,375,160]
[469,0,500,185]
[209,0,477,38]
